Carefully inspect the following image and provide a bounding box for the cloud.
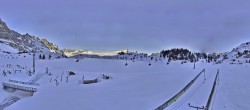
[0,0,250,53]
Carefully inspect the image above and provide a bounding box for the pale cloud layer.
[1,0,250,53]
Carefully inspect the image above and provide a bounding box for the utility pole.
[32,46,36,74]
[33,52,35,74]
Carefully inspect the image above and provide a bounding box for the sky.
[0,0,250,53]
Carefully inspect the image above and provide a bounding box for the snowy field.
[0,53,250,110]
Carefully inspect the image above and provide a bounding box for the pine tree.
[49,55,51,59]
[168,57,171,62]
[43,55,45,59]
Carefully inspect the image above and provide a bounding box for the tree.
[238,52,242,57]
[168,57,171,62]
[42,54,45,59]
[203,53,208,59]
[189,53,195,62]
[39,54,42,59]
[118,51,125,55]
[179,54,184,60]
[49,54,52,60]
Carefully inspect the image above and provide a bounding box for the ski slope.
[0,53,250,110]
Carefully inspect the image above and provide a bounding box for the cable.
[170,82,203,110]
[169,76,206,110]
[155,69,206,110]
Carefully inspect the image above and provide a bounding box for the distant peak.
[0,18,11,32]
[243,42,250,45]
[238,41,250,47]
[0,18,6,25]
[231,41,250,53]
[23,33,30,36]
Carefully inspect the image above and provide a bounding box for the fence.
[9,79,39,86]
[2,82,37,92]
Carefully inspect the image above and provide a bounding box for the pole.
[194,60,196,69]
[33,51,35,74]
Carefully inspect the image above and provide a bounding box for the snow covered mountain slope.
[232,42,250,53]
[223,42,250,63]
[0,18,61,54]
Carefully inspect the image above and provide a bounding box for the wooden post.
[46,67,49,74]
[66,76,69,83]
[61,73,64,82]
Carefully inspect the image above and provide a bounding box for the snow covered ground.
[0,53,250,110]
[0,43,18,53]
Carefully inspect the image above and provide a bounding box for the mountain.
[40,39,61,53]
[0,18,62,54]
[225,42,250,60]
[231,42,250,53]
[62,49,128,57]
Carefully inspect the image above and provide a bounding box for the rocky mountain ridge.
[0,18,61,54]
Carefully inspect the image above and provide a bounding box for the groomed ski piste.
[0,53,250,110]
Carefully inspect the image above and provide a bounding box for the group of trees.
[118,48,241,64]
[118,48,223,63]
[26,53,66,60]
[237,50,250,58]
[39,54,46,59]
[160,48,222,63]
[243,50,249,54]
[161,48,190,59]
[117,51,126,55]
[207,53,221,63]
[118,51,148,61]
[161,48,207,62]
[39,54,52,60]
